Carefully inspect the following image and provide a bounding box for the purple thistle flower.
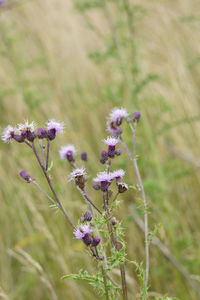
[18,120,36,142]
[93,171,113,191]
[73,224,93,239]
[108,107,128,124]
[1,125,15,143]
[111,169,125,183]
[59,145,76,162]
[104,137,119,158]
[81,152,88,161]
[18,120,35,132]
[46,119,64,133]
[46,119,64,140]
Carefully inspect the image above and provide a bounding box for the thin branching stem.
[46,139,50,171]
[32,181,58,207]
[81,189,103,215]
[31,141,75,229]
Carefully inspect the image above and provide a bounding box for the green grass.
[0,0,200,299]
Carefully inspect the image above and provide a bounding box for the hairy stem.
[104,190,128,300]
[120,129,149,291]
[101,266,110,300]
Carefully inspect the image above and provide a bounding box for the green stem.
[101,266,110,300]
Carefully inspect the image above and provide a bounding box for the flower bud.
[13,134,25,143]
[37,127,47,139]
[133,111,141,122]
[81,152,87,161]
[115,149,122,156]
[47,128,56,140]
[26,130,35,142]
[19,170,33,183]
[92,237,101,247]
[82,233,92,246]
[92,183,101,190]
[82,211,92,222]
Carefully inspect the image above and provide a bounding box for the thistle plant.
[2,108,153,299]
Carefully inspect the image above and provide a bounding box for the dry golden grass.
[0,0,200,299]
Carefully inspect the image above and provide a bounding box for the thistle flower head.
[18,120,35,132]
[69,167,87,190]
[103,137,119,146]
[59,145,77,160]
[46,119,64,133]
[68,167,86,181]
[111,169,125,180]
[93,171,112,183]
[1,125,15,143]
[73,224,92,239]
[108,107,128,123]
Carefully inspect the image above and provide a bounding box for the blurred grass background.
[0,0,200,299]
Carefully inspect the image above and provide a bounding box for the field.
[0,0,200,299]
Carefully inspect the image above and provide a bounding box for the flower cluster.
[100,136,121,164]
[107,107,128,137]
[1,119,64,143]
[74,214,101,249]
[93,169,127,193]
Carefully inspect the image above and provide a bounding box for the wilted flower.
[59,145,76,162]
[93,171,113,191]
[69,167,87,189]
[73,224,92,239]
[46,119,64,140]
[118,182,128,193]
[1,125,15,143]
